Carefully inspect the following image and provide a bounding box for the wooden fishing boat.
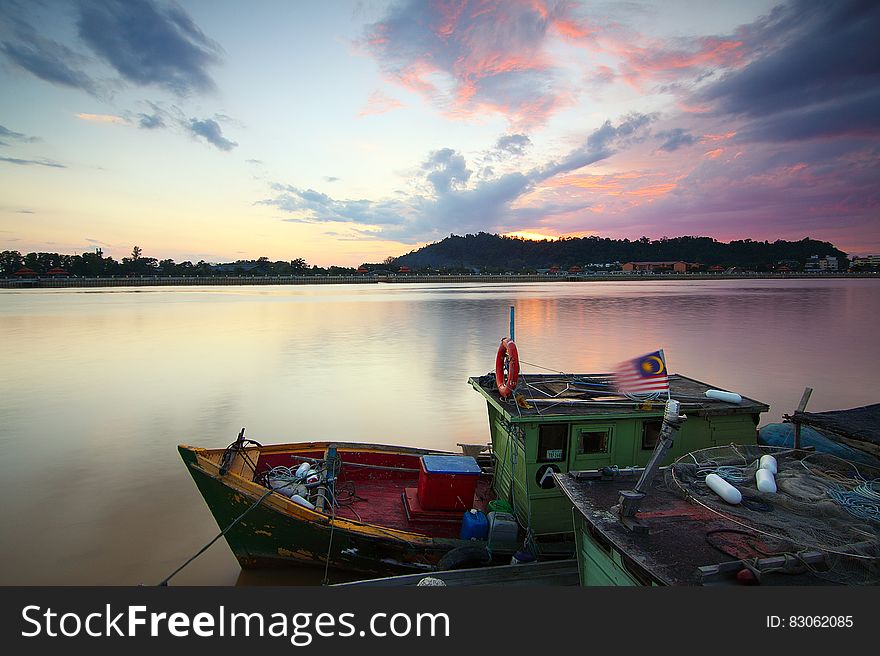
[178,438,499,575]
[180,374,768,576]
[555,443,880,586]
[179,318,770,578]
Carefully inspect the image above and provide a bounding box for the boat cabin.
[468,372,769,540]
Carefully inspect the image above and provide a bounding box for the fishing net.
[666,444,880,585]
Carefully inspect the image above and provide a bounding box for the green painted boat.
[468,371,769,546]
[554,444,880,585]
[179,440,497,575]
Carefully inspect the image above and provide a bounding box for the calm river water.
[0,278,877,585]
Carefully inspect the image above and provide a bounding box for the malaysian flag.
[613,350,670,397]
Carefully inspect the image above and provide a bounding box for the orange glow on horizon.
[504,230,558,241]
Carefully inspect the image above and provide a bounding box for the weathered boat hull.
[179,443,475,576]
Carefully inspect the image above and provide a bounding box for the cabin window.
[577,429,609,454]
[642,420,663,449]
[537,424,568,462]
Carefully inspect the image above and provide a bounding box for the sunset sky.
[0,0,877,266]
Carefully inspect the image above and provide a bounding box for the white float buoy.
[290,494,315,510]
[705,389,743,404]
[759,454,778,474]
[756,468,777,493]
[705,473,742,504]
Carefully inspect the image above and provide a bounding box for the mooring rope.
[156,488,275,586]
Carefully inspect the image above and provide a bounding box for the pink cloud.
[357,90,404,117]
[363,0,594,128]
[615,36,746,88]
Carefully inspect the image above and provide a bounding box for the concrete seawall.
[1,272,874,288]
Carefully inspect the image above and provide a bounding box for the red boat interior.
[250,447,494,539]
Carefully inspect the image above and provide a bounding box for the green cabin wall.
[486,402,760,537]
[572,511,646,586]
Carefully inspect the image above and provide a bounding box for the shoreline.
[1,271,876,288]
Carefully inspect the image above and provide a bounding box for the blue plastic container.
[459,509,489,540]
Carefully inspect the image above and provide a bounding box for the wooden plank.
[796,387,814,412]
[794,386,813,448]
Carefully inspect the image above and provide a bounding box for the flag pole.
[660,348,670,400]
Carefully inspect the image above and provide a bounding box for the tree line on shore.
[0,248,358,277]
[394,233,850,271]
[0,233,861,278]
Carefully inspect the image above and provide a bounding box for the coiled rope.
[826,480,880,523]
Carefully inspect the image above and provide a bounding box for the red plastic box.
[417,455,481,511]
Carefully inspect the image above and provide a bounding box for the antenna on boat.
[616,398,687,531]
[509,305,515,343]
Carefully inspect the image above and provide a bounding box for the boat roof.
[468,372,769,422]
[554,446,880,586]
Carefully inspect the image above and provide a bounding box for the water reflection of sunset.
[1,280,878,585]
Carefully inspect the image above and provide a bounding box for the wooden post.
[793,386,812,449]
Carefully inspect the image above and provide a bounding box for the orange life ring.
[495,338,519,398]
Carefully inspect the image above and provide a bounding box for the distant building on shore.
[804,255,839,271]
[622,261,693,273]
[851,255,879,270]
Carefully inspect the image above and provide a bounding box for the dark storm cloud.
[260,114,654,243]
[421,148,472,194]
[0,124,38,146]
[701,0,880,141]
[137,112,165,129]
[655,128,697,152]
[0,155,65,168]
[0,1,99,95]
[186,118,237,151]
[76,0,222,95]
[539,113,655,179]
[362,0,586,127]
[737,88,880,143]
[416,171,532,236]
[260,183,410,226]
[0,1,220,97]
[493,134,532,158]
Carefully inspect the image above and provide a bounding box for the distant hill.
[393,233,847,271]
